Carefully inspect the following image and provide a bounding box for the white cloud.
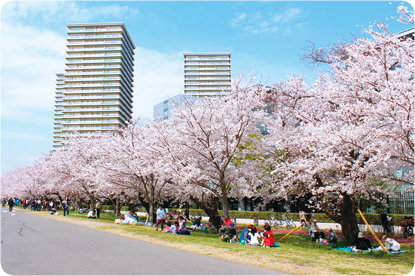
[132,47,184,120]
[1,21,66,125]
[232,7,304,35]
[231,13,247,26]
[280,8,301,23]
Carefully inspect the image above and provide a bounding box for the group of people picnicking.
[237,222,277,247]
[309,218,402,252]
[111,207,403,252]
[350,232,401,252]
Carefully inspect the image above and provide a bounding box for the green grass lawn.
[18,207,414,275]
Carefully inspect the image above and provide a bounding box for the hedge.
[166,208,413,225]
[100,205,129,211]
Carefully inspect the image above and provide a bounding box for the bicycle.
[285,215,295,230]
[264,213,280,228]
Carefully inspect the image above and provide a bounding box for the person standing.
[37,199,41,211]
[95,200,101,218]
[8,198,14,212]
[63,198,70,217]
[155,205,166,231]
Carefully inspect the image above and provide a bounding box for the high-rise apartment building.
[153,94,195,120]
[52,73,66,148]
[184,53,231,97]
[53,23,135,150]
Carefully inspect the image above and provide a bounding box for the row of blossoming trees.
[2,7,413,241]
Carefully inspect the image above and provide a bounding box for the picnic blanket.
[335,247,408,254]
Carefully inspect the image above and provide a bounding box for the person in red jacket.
[262,223,275,247]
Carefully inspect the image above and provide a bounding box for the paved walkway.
[1,208,284,275]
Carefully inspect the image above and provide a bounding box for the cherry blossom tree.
[1,158,53,200]
[265,6,414,241]
[45,135,109,212]
[158,78,271,225]
[95,121,177,223]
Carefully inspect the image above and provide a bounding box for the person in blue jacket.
[240,224,253,244]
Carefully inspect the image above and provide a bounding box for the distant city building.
[397,27,414,40]
[53,23,135,150]
[184,52,231,97]
[153,94,196,120]
[52,73,66,147]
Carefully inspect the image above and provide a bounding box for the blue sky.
[1,1,413,175]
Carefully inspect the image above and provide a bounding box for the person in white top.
[247,226,261,246]
[87,210,97,219]
[381,235,401,251]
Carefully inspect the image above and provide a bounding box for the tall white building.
[53,23,135,150]
[184,52,231,97]
[153,94,195,120]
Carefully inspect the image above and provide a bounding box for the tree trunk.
[114,197,122,217]
[190,195,222,230]
[339,194,359,242]
[326,193,359,242]
[89,195,95,213]
[220,180,229,218]
[149,202,155,225]
[74,193,79,213]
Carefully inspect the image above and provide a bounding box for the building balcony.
[185,86,230,91]
[65,60,122,65]
[68,28,122,33]
[63,126,117,131]
[67,34,122,39]
[65,77,122,82]
[185,71,231,76]
[65,71,121,76]
[185,91,229,96]
[185,67,230,71]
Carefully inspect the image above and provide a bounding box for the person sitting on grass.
[219,218,237,242]
[247,226,261,246]
[170,221,179,234]
[50,208,59,215]
[327,228,337,245]
[126,210,138,222]
[163,221,173,233]
[204,218,216,230]
[240,224,253,244]
[87,210,97,219]
[120,213,137,225]
[381,235,400,251]
[309,219,325,241]
[192,216,202,228]
[351,232,371,250]
[261,223,276,247]
[177,216,190,235]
